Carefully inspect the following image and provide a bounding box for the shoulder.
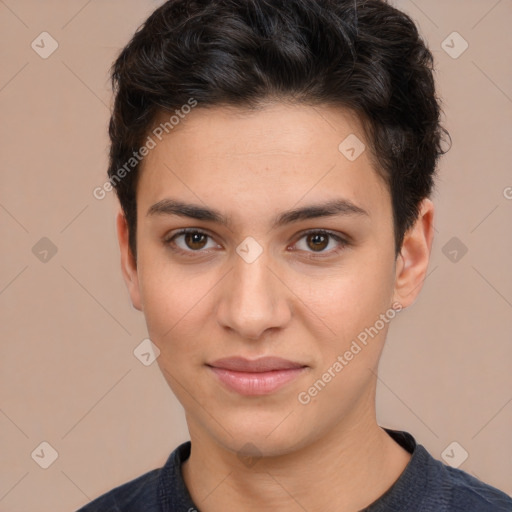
[419,446,512,511]
[75,467,162,512]
[441,463,512,511]
[381,429,512,512]
[75,441,193,511]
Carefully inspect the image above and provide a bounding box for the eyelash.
[163,228,349,260]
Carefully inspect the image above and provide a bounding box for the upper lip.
[207,356,307,372]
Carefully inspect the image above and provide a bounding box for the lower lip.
[208,366,307,396]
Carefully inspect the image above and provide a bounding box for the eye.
[164,228,349,259]
[164,228,219,256]
[292,230,348,258]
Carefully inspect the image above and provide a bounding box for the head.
[110,0,449,456]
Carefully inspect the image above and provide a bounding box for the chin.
[211,411,312,457]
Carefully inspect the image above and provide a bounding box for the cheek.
[298,254,394,337]
[137,254,219,364]
[294,253,396,399]
[296,269,395,415]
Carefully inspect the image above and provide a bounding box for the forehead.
[136,103,391,228]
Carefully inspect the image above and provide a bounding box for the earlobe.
[392,198,435,309]
[116,210,142,311]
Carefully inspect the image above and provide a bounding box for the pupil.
[309,233,328,251]
[186,232,206,250]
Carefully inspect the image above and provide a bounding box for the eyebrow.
[146,197,369,229]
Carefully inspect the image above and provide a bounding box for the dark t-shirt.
[76,428,512,511]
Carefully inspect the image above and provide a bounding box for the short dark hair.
[108,0,450,259]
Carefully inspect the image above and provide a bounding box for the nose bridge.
[217,247,290,339]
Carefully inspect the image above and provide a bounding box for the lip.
[207,357,308,396]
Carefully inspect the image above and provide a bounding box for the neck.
[181,388,412,512]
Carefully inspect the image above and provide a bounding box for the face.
[118,102,433,457]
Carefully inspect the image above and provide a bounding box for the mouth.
[206,356,309,396]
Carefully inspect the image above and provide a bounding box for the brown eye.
[306,232,329,252]
[165,229,218,255]
[294,230,348,258]
[183,232,208,250]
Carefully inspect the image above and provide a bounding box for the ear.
[392,198,435,309]
[116,210,142,311]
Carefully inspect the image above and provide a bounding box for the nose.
[216,249,292,340]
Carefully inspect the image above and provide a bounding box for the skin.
[117,102,434,512]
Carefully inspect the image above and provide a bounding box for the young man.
[79,0,512,510]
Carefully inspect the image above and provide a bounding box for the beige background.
[0,0,511,510]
